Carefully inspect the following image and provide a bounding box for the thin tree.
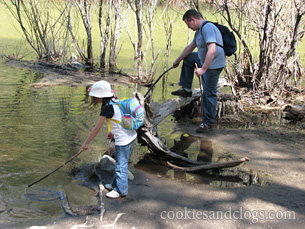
[5,0,55,60]
[127,0,144,81]
[216,0,305,99]
[109,0,124,71]
[99,0,112,69]
[74,0,93,67]
[143,0,159,82]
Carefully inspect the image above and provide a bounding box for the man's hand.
[173,60,180,68]
[195,67,205,77]
[194,63,205,77]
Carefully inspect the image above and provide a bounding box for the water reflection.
[136,156,266,188]
[135,133,267,188]
[170,134,213,162]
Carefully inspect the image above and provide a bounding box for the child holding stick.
[82,80,137,199]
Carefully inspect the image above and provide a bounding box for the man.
[172,9,226,133]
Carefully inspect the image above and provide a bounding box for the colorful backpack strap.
[107,118,120,133]
[107,100,117,133]
[107,98,125,133]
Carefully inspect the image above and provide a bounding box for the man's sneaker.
[196,123,212,133]
[104,184,114,191]
[106,190,126,199]
[171,88,192,97]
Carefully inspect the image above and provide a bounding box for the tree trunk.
[135,0,143,80]
[75,0,93,67]
[99,0,113,69]
[109,0,122,70]
[98,0,105,68]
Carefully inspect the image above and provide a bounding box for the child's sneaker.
[106,190,120,199]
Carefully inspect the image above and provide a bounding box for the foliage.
[215,0,305,101]
[3,0,305,98]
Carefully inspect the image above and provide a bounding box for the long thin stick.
[27,149,84,188]
[195,63,205,125]
[144,66,174,98]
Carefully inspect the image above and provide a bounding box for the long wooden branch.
[97,184,106,221]
[167,157,250,172]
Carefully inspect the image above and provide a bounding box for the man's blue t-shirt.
[193,20,226,69]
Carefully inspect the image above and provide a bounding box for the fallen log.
[149,89,201,126]
[167,157,250,172]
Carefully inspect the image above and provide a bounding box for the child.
[82,80,137,199]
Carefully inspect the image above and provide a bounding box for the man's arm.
[195,42,216,76]
[173,41,197,68]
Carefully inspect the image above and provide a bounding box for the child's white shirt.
[108,104,137,146]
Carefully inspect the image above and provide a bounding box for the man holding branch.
[172,9,226,133]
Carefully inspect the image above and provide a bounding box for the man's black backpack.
[203,21,237,57]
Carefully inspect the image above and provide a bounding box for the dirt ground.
[6,61,305,228]
[23,124,305,229]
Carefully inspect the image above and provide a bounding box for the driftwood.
[59,189,78,216]
[97,184,106,221]
[136,90,205,166]
[167,157,250,172]
[135,91,248,169]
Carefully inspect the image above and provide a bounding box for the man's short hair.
[183,9,202,21]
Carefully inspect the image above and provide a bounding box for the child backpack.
[203,21,237,57]
[108,98,145,131]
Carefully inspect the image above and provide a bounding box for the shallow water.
[0,63,94,225]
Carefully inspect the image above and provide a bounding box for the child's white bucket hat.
[89,80,114,98]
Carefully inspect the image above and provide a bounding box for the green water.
[0,62,94,225]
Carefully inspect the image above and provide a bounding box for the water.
[0,61,127,226]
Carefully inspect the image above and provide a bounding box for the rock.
[100,155,134,180]
[283,104,305,122]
